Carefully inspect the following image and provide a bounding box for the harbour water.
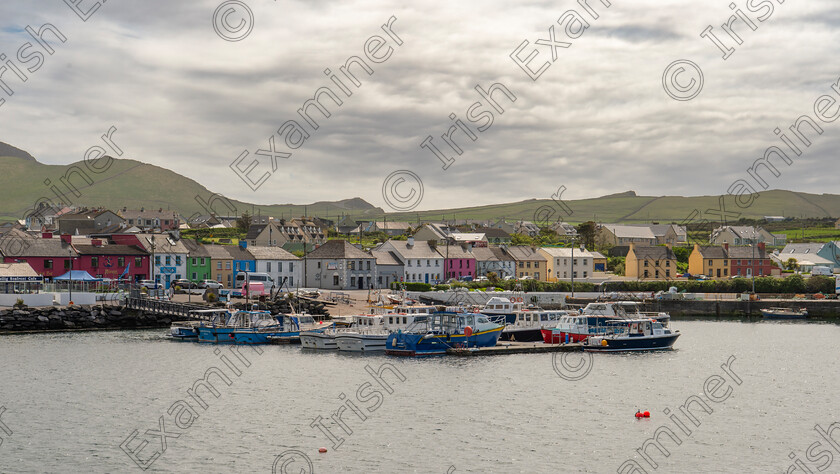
[1,319,838,473]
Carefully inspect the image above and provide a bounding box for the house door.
[358,277,363,289]
[425,274,429,284]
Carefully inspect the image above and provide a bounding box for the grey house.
[304,240,376,290]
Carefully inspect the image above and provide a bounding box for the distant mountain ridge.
[0,142,838,224]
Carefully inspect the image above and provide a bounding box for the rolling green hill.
[0,154,383,222]
[1,142,838,225]
[381,190,840,224]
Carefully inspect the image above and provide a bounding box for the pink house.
[443,244,476,280]
[73,239,150,281]
[1,232,77,279]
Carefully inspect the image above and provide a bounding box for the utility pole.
[571,237,575,299]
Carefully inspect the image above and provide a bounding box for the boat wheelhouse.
[197,310,323,344]
[169,309,231,341]
[386,312,503,356]
[480,296,524,325]
[501,309,568,342]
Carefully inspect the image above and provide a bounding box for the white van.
[235,272,275,289]
[811,266,833,276]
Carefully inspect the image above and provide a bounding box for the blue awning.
[53,270,101,281]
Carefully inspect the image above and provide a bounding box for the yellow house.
[625,243,677,280]
[688,244,730,278]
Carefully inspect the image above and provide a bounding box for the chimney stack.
[42,232,53,239]
[60,234,71,244]
[723,243,729,251]
[407,237,415,247]
[758,242,765,252]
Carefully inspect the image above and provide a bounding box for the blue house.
[227,243,255,284]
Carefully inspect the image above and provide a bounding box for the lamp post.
[570,236,577,299]
[150,235,156,295]
[752,228,756,294]
[68,249,73,305]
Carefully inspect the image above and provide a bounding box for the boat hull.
[197,326,302,344]
[760,310,807,319]
[386,326,503,356]
[584,333,680,352]
[541,328,588,344]
[300,332,337,350]
[500,327,543,342]
[335,334,388,352]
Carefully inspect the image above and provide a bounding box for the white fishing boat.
[335,315,388,352]
[300,325,340,350]
[761,307,808,319]
[501,309,568,342]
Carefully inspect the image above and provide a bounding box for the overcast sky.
[1,0,838,211]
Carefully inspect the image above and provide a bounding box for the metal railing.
[125,296,207,319]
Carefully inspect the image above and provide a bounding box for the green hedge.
[390,282,432,291]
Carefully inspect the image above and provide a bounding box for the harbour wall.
[0,305,170,333]
[412,291,840,317]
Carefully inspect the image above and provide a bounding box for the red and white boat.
[541,302,670,344]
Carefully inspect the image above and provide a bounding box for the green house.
[183,239,212,283]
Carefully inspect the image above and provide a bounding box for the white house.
[248,246,302,290]
[137,233,189,289]
[472,246,515,279]
[378,237,444,284]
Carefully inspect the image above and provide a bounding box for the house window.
[266,262,271,272]
[708,259,713,266]
[644,260,648,267]
[426,259,430,266]
[407,260,412,267]
[724,269,728,276]
[519,262,524,268]
[118,257,125,267]
[723,260,727,265]
[666,261,670,267]
[535,272,540,279]
[349,261,355,270]
[289,276,294,286]
[44,259,53,269]
[155,256,161,265]
[225,262,231,269]
[91,257,99,268]
[175,256,181,265]
[526,262,531,268]
[277,262,282,272]
[191,272,197,280]
[64,259,72,270]
[583,271,588,278]
[135,257,142,267]
[535,262,540,268]
[289,262,293,271]
[217,262,222,269]
[435,260,439,266]
[192,258,197,265]
[655,270,660,278]
[666,270,670,277]
[317,261,321,268]
[165,256,171,265]
[333,275,339,286]
[351,277,356,287]
[644,270,649,278]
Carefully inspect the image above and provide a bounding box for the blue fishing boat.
[386,312,504,356]
[169,309,232,341]
[584,319,680,352]
[197,309,324,344]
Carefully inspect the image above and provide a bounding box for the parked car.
[139,279,159,289]
[475,276,489,282]
[458,276,473,282]
[200,280,224,289]
[172,279,197,289]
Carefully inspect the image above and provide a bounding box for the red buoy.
[635,412,643,418]
[643,411,650,418]
[319,447,327,453]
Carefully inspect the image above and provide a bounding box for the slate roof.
[600,225,656,239]
[181,238,210,257]
[370,249,403,266]
[247,246,300,260]
[225,245,254,261]
[540,247,594,259]
[726,246,768,259]
[383,239,443,259]
[204,245,234,260]
[74,244,148,256]
[505,246,547,261]
[474,227,510,239]
[306,240,372,259]
[629,245,676,260]
[0,230,76,257]
[695,246,728,259]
